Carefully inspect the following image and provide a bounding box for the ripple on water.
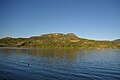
[0,48,120,80]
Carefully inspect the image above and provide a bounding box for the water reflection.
[0,48,81,63]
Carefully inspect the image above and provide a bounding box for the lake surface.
[0,48,120,80]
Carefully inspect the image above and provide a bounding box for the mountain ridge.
[0,33,120,49]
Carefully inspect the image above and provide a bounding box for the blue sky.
[0,0,120,40]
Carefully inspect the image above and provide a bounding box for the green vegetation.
[0,33,120,49]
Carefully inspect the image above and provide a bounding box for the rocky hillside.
[0,33,120,49]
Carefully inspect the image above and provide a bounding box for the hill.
[0,33,120,49]
[113,39,120,43]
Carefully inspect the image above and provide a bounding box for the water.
[0,48,120,80]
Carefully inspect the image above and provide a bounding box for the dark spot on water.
[28,64,29,66]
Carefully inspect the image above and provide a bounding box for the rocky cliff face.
[41,33,77,38]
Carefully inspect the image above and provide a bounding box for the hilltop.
[0,33,120,49]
